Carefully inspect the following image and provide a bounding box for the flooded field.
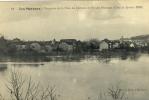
[0,54,149,100]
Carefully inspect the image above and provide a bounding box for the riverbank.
[0,50,148,62]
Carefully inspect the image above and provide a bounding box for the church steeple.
[52,38,56,45]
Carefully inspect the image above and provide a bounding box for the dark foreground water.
[0,54,149,100]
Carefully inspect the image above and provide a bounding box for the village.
[0,35,149,56]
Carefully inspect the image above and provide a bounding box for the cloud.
[87,0,121,20]
[0,0,149,40]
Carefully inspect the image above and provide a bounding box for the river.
[0,54,149,100]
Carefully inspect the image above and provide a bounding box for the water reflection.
[0,51,144,63]
[0,64,7,71]
[11,63,44,67]
[0,53,149,100]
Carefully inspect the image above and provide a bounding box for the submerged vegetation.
[0,70,59,100]
[97,84,128,100]
[0,70,146,100]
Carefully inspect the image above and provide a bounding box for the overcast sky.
[0,0,149,41]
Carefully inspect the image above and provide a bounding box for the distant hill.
[131,34,149,41]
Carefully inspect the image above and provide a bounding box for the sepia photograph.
[0,0,149,100]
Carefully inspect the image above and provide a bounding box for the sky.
[0,0,149,41]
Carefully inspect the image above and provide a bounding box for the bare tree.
[5,70,59,100]
[97,84,128,100]
[107,84,126,100]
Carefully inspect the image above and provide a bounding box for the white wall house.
[99,41,109,51]
[129,43,135,48]
[113,42,120,49]
[135,42,148,48]
[16,45,27,51]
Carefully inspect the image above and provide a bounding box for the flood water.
[0,54,149,100]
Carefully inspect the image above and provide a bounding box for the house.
[129,42,138,49]
[16,44,27,51]
[60,39,77,45]
[129,43,135,48]
[134,41,148,48]
[112,41,120,49]
[99,39,112,51]
[59,42,74,52]
[59,39,77,52]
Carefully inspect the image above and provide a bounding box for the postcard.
[0,0,148,100]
